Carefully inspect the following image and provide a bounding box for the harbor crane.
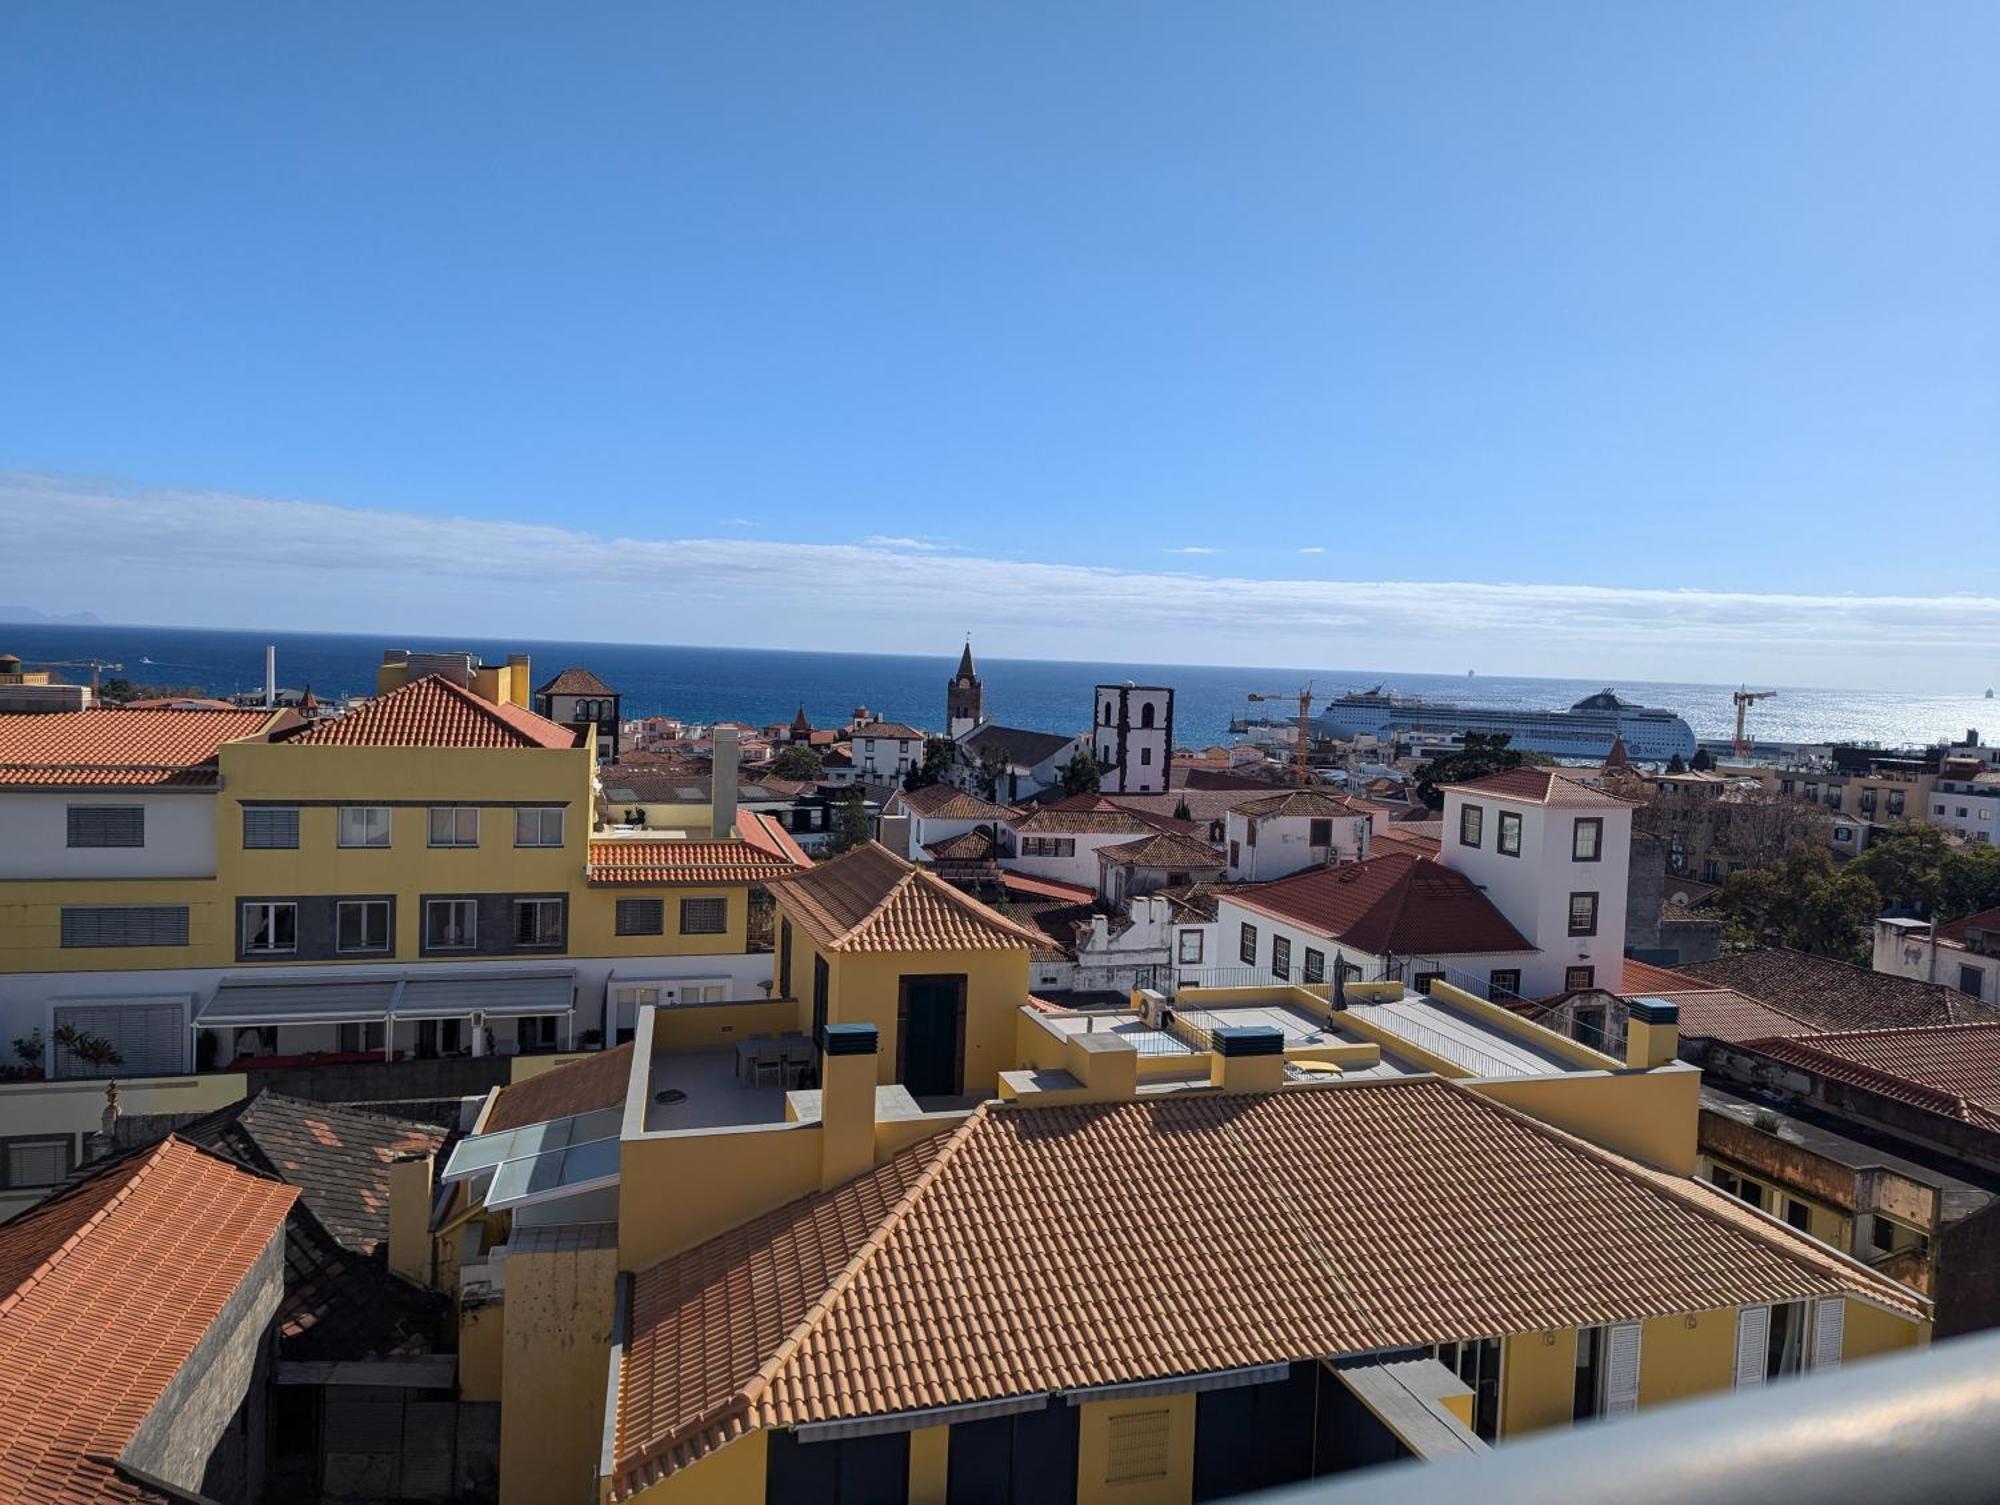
[1732,688,1777,758]
[1246,684,1317,785]
[19,658,123,695]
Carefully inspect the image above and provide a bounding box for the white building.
[881,783,1015,863]
[1928,762,2000,845]
[1003,798,1205,895]
[850,721,926,782]
[1093,683,1173,795]
[1439,768,1636,999]
[1223,789,1378,882]
[1873,909,2000,1007]
[952,724,1081,803]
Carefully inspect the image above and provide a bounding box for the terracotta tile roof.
[1097,830,1228,870]
[1101,789,1276,825]
[1678,948,2000,1029]
[1001,894,1096,959]
[1644,988,1817,1043]
[282,674,580,749]
[1934,905,2000,947]
[0,1138,297,1504]
[0,706,276,787]
[587,835,805,886]
[610,1079,1920,1495]
[169,1091,445,1256]
[483,1044,636,1134]
[768,842,1044,953]
[1233,789,1377,819]
[537,665,617,697]
[1622,958,1704,994]
[1371,827,1442,859]
[851,721,925,741]
[1011,797,1192,836]
[1154,880,1258,924]
[1741,1025,2000,1131]
[1450,768,1638,808]
[742,810,813,868]
[998,871,1099,905]
[891,783,1016,820]
[1226,852,1534,957]
[926,826,998,861]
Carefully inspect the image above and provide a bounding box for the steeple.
[791,703,812,736]
[956,641,977,681]
[947,639,985,739]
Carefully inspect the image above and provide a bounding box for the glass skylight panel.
[485,1136,621,1209]
[441,1105,625,1188]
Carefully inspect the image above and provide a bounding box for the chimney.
[818,1023,878,1189]
[1209,1025,1286,1093]
[506,653,532,708]
[264,645,277,709]
[1625,996,1680,1070]
[387,1150,436,1286]
[711,726,740,838]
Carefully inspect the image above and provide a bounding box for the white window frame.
[338,806,392,848]
[335,899,391,954]
[241,901,298,955]
[3,1136,74,1189]
[428,806,480,848]
[513,897,565,948]
[425,898,479,950]
[515,807,566,847]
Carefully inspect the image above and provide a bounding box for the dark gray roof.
[960,723,1077,766]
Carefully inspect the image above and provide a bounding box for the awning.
[196,970,576,1028]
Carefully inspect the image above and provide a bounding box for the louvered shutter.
[51,1001,185,1078]
[1811,1298,1845,1371]
[1603,1322,1642,1415]
[1734,1305,1770,1388]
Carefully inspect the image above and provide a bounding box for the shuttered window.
[1303,948,1326,984]
[1811,1298,1845,1371]
[680,897,728,935]
[1733,1305,1770,1388]
[67,806,144,848]
[1105,1409,1170,1484]
[616,899,665,936]
[242,807,300,849]
[1602,1322,1641,1415]
[50,1001,185,1078]
[1271,935,1292,980]
[60,906,189,948]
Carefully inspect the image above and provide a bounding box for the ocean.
[2,622,1994,752]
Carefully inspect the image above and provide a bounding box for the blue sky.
[2,3,1995,684]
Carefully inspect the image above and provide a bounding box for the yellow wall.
[617,1430,767,1505]
[499,1237,620,1505]
[1501,1329,1577,1436]
[908,1424,949,1505]
[1698,1154,1854,1251]
[0,881,230,973]
[1635,1307,1734,1408]
[1075,1393,1195,1505]
[1471,1065,1701,1174]
[826,947,1030,1095]
[1845,1298,1928,1360]
[617,1123,822,1271]
[570,884,750,960]
[646,999,797,1050]
[458,1301,505,1403]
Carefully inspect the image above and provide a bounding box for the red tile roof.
[1096,830,1228,871]
[1742,1025,2000,1131]
[537,666,617,697]
[1645,988,1817,1043]
[891,783,1016,820]
[1371,827,1442,859]
[282,674,580,749]
[483,1044,636,1134]
[1233,789,1377,819]
[999,871,1099,905]
[769,842,1044,953]
[0,707,277,787]
[1622,958,1704,994]
[610,1079,1920,1495]
[1935,906,2000,947]
[741,809,812,868]
[1226,852,1534,957]
[587,836,805,886]
[0,1138,297,1504]
[1678,948,2000,1029]
[1450,768,1637,808]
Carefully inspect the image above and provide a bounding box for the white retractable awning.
[196,970,576,1027]
[396,971,576,1020]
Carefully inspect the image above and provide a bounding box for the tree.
[974,746,1010,802]
[1665,753,1688,775]
[1412,733,1541,810]
[904,737,958,792]
[1852,825,2000,919]
[51,1023,124,1075]
[827,788,873,855]
[1690,747,1715,772]
[770,743,825,780]
[1715,844,1880,962]
[1059,746,1101,797]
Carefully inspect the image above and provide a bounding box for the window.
[1139,702,1156,729]
[1020,836,1076,858]
[66,806,144,847]
[1936,803,1947,816]
[1572,817,1603,862]
[242,902,298,955]
[617,898,664,936]
[336,899,390,954]
[338,806,391,848]
[779,919,794,996]
[1139,746,1152,766]
[515,807,565,847]
[1239,922,1258,965]
[2,1137,72,1190]
[1833,826,1854,843]
[1412,971,1444,995]
[426,899,477,949]
[1564,965,1595,991]
[812,954,830,1042]
[1271,935,1291,980]
[60,905,188,949]
[428,807,480,847]
[1246,821,1258,848]
[1309,817,1333,847]
[1888,791,1905,816]
[1709,1165,1740,1197]
[1430,1338,1501,1440]
[1568,892,1600,937]
[1303,947,1326,984]
[1785,1198,1811,1232]
[514,898,564,947]
[1958,965,1985,1000]
[1497,810,1522,856]
[1736,1175,1765,1210]
[1459,803,1484,848]
[1178,930,1204,964]
[680,897,728,935]
[242,807,299,849]
[1488,968,1522,998]
[1229,839,1241,867]
[1870,1215,1898,1253]
[338,1021,387,1054]
[1765,1301,1807,1379]
[1105,1408,1170,1484]
[1573,1325,1604,1421]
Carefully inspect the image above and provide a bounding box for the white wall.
[1094,686,1173,795]
[999,831,1131,890]
[853,733,922,780]
[1224,811,1370,881]
[1208,896,1534,996]
[0,792,219,880]
[1927,782,2000,844]
[1873,920,1999,1005]
[1440,791,1630,997]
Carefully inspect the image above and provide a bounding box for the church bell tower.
[947,641,985,740]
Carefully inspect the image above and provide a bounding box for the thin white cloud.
[1299,546,1325,555]
[720,517,759,529]
[858,535,958,552]
[1165,546,1221,556]
[6,470,1999,689]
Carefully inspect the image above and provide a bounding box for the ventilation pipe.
[264,645,277,709]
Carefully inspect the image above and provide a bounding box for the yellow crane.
[1732,688,1776,757]
[21,658,123,695]
[1246,684,1316,785]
